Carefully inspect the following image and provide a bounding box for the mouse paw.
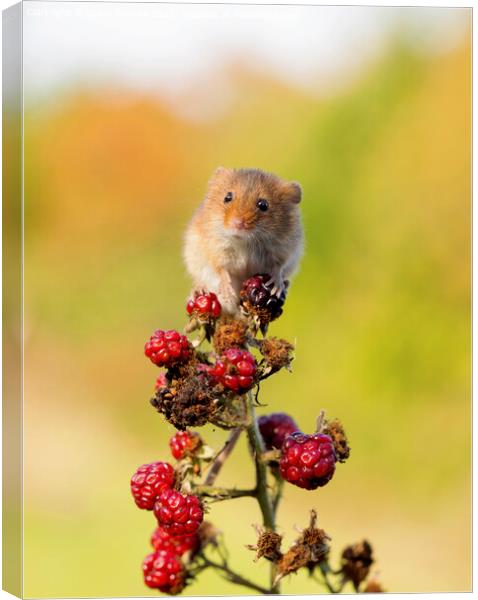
[265,273,286,298]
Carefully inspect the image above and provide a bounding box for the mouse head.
[206,167,302,238]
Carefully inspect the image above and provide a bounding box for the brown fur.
[184,167,304,314]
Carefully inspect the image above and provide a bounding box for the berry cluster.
[258,412,299,450]
[187,291,221,320]
[143,548,186,594]
[131,430,207,594]
[208,348,257,392]
[131,462,175,510]
[145,330,191,368]
[135,275,361,594]
[154,488,204,536]
[279,432,336,490]
[240,274,287,329]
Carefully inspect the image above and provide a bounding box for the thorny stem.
[194,485,256,502]
[204,428,242,486]
[200,556,271,595]
[245,391,281,593]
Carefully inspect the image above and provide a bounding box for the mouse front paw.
[265,272,286,298]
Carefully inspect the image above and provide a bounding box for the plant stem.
[204,427,242,486]
[194,485,256,501]
[245,391,281,593]
[202,556,271,595]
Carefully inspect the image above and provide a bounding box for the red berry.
[142,549,186,594]
[258,413,300,450]
[145,330,191,368]
[169,430,201,460]
[131,462,175,510]
[154,489,203,536]
[209,348,257,392]
[186,292,222,320]
[151,527,200,557]
[279,432,336,490]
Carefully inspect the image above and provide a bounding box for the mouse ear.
[212,166,232,178]
[282,181,302,204]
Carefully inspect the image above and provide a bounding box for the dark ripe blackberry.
[240,274,288,329]
[258,412,300,450]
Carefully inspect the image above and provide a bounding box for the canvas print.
[2,1,471,597]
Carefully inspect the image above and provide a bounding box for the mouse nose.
[230,218,248,230]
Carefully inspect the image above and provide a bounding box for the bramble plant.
[131,281,385,594]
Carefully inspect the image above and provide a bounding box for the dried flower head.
[151,371,218,430]
[259,337,294,373]
[213,318,249,354]
[248,527,283,562]
[341,540,374,591]
[277,511,330,581]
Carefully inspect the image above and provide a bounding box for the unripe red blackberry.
[186,292,221,320]
[142,549,186,594]
[169,430,202,460]
[258,412,300,450]
[145,330,191,368]
[130,461,175,510]
[154,489,204,536]
[279,432,336,490]
[240,274,287,324]
[151,527,200,557]
[208,348,257,392]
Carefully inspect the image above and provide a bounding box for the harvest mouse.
[184,167,304,314]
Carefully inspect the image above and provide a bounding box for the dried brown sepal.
[213,318,250,354]
[322,418,351,463]
[259,337,294,372]
[276,511,330,581]
[363,578,385,593]
[341,540,374,591]
[248,528,283,562]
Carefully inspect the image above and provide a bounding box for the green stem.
[202,556,271,595]
[245,391,281,593]
[194,485,256,501]
[204,428,242,486]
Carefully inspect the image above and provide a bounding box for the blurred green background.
[22,4,470,596]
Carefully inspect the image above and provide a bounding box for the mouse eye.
[224,192,233,203]
[257,199,269,212]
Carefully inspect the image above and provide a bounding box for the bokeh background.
[22,2,471,596]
